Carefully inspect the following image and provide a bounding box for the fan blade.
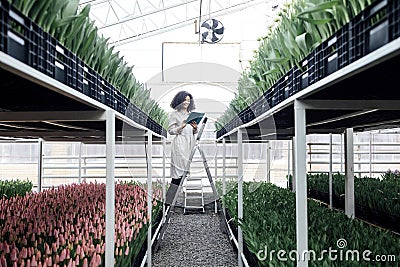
[211,32,219,43]
[214,26,224,35]
[202,31,209,40]
[212,19,218,29]
[201,21,212,29]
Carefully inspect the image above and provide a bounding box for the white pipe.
[105,110,115,267]
[224,217,250,267]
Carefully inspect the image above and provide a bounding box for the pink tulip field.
[0,182,162,267]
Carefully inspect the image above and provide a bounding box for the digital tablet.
[185,112,205,125]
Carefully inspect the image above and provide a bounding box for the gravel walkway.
[152,208,238,267]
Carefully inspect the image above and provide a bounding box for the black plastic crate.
[349,0,395,61]
[30,23,50,75]
[77,60,97,97]
[216,127,227,139]
[107,83,117,110]
[275,68,294,105]
[146,116,162,135]
[47,39,77,89]
[97,78,114,106]
[249,95,269,117]
[1,1,34,65]
[263,86,274,108]
[238,106,255,124]
[314,24,350,80]
[390,0,400,39]
[293,55,313,92]
[138,109,148,126]
[161,128,167,138]
[0,1,5,52]
[115,90,129,115]
[125,103,141,123]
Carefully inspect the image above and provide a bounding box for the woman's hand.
[190,122,198,134]
[177,121,186,134]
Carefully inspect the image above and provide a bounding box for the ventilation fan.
[200,19,224,44]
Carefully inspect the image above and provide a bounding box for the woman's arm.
[168,113,186,135]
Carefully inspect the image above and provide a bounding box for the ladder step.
[185,196,203,199]
[185,205,204,209]
[185,186,203,190]
[185,177,203,181]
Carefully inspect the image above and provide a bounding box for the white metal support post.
[266,141,270,183]
[215,142,218,213]
[340,134,343,173]
[369,132,372,177]
[105,110,115,267]
[147,131,153,266]
[237,128,244,267]
[288,140,291,185]
[37,139,43,192]
[292,137,296,192]
[222,138,226,197]
[162,138,166,217]
[329,133,333,209]
[78,142,82,184]
[294,100,308,266]
[344,128,355,218]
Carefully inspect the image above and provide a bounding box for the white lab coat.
[168,110,196,179]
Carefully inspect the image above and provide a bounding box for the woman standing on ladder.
[166,91,198,204]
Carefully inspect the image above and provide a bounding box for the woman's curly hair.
[170,91,195,111]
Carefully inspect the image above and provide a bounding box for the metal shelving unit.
[217,31,400,267]
[0,49,167,266]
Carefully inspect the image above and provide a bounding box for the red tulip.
[124,246,129,256]
[59,249,66,262]
[10,248,18,261]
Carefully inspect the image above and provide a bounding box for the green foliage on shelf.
[222,182,400,266]
[8,0,168,129]
[0,178,32,198]
[215,0,375,132]
[307,172,400,217]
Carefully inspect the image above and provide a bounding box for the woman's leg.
[165,177,182,205]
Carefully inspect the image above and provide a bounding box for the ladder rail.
[154,117,222,252]
[154,117,208,251]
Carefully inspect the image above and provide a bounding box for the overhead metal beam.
[99,0,198,29]
[111,0,267,45]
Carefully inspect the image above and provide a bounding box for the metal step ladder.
[154,116,221,252]
[183,172,205,213]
